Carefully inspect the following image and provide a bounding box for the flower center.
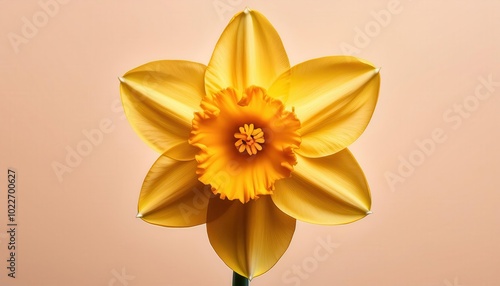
[234,124,265,155]
[189,86,301,203]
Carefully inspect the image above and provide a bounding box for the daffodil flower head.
[120,8,380,280]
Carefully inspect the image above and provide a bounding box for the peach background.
[1,1,499,285]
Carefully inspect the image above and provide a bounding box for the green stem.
[232,271,249,286]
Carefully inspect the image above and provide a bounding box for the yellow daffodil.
[119,9,380,280]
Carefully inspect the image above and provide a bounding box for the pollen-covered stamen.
[234,123,265,155]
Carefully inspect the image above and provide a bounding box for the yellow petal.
[272,149,371,225]
[138,155,211,227]
[120,60,206,156]
[206,196,296,279]
[164,141,200,161]
[205,9,290,96]
[270,56,380,158]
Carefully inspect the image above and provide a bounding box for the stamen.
[234,124,265,155]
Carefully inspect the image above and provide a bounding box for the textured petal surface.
[138,155,212,227]
[205,9,290,96]
[272,149,371,225]
[270,56,379,158]
[120,60,206,156]
[206,196,296,279]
